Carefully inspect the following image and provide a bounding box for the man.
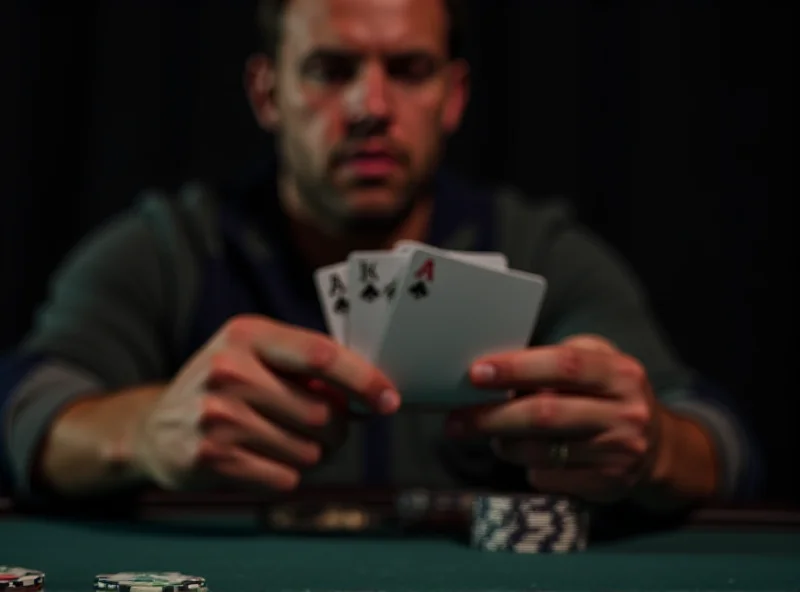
[0,0,759,511]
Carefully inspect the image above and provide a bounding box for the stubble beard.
[297,174,424,236]
[278,128,442,238]
[285,156,436,239]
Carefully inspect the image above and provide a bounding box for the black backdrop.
[2,2,794,500]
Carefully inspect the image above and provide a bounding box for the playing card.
[373,246,547,406]
[393,240,508,270]
[346,251,410,360]
[313,262,350,343]
[346,244,506,361]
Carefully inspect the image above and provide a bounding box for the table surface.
[2,494,799,592]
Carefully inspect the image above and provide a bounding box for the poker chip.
[470,494,589,553]
[397,488,477,525]
[263,501,375,531]
[396,488,432,521]
[0,567,45,590]
[93,573,206,592]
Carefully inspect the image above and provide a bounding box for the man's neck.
[279,182,435,269]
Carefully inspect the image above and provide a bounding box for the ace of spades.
[374,247,547,405]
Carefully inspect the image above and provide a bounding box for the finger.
[293,376,349,413]
[491,436,635,468]
[232,369,353,451]
[447,393,619,437]
[206,350,333,428]
[198,441,301,492]
[224,386,349,450]
[470,345,645,399]
[560,334,617,353]
[202,394,322,468]
[245,321,400,414]
[220,378,349,450]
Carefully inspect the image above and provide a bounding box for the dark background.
[2,3,793,500]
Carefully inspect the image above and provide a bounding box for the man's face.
[249,0,468,233]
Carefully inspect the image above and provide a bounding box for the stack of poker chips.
[396,488,475,526]
[93,573,207,592]
[470,494,589,553]
[0,567,45,592]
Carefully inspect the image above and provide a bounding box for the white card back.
[374,248,547,406]
[393,240,508,270]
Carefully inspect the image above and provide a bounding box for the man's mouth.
[338,148,401,177]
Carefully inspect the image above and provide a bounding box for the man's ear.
[441,58,470,134]
[244,53,280,131]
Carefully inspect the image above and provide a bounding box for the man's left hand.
[445,335,667,503]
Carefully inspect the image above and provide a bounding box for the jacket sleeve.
[0,193,203,500]
[526,202,762,499]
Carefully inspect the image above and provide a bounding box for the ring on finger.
[547,441,571,468]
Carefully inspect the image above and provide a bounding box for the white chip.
[94,572,206,592]
[0,567,45,587]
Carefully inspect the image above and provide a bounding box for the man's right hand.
[132,315,400,492]
[37,315,400,497]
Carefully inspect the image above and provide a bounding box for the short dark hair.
[255,0,466,61]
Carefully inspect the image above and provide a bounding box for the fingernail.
[378,389,400,413]
[472,363,496,382]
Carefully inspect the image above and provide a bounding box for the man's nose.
[345,61,391,122]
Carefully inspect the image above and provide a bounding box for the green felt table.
[2,496,799,592]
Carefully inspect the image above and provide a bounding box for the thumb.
[560,334,618,354]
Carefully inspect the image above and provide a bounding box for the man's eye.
[303,55,358,83]
[386,55,439,83]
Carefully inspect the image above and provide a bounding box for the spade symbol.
[360,284,380,302]
[408,281,428,299]
[384,280,397,300]
[334,297,349,314]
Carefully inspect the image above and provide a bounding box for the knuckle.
[207,351,244,382]
[200,394,239,426]
[624,437,649,457]
[556,347,585,380]
[303,400,333,427]
[200,393,225,421]
[530,394,560,428]
[303,334,338,371]
[272,468,301,492]
[616,356,647,386]
[622,402,652,427]
[221,315,261,343]
[563,334,617,353]
[297,441,323,466]
[291,380,338,424]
